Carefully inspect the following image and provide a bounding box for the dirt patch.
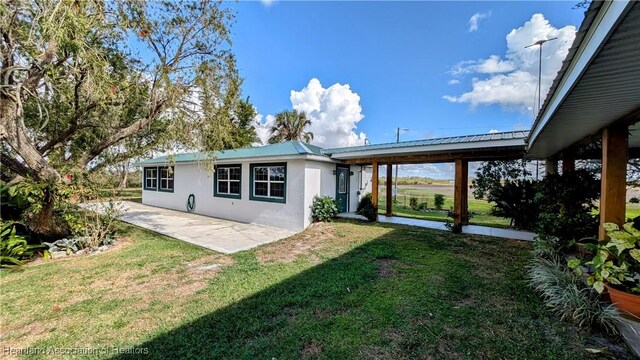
[375,258,397,279]
[300,342,322,358]
[91,253,234,305]
[256,222,334,264]
[453,297,475,308]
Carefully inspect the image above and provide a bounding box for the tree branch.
[75,99,166,169]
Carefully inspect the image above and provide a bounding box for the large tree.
[1,0,241,235]
[268,109,313,144]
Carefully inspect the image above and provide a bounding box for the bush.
[409,197,419,210]
[357,193,378,222]
[75,201,123,250]
[1,222,41,267]
[529,256,620,333]
[472,160,538,230]
[310,195,338,222]
[630,197,640,204]
[417,202,429,211]
[490,179,539,230]
[433,194,445,210]
[535,169,600,255]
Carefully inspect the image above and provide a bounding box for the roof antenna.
[525,37,558,117]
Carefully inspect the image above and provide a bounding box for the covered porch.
[324,131,529,230]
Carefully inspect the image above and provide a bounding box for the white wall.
[142,159,308,231]
[304,160,338,227]
[349,165,372,210]
[141,158,364,231]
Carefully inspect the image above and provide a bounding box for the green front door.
[336,166,350,213]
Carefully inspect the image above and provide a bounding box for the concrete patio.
[82,201,295,254]
[338,212,535,241]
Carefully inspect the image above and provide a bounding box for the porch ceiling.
[527,0,640,159]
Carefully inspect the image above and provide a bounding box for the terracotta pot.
[605,284,640,319]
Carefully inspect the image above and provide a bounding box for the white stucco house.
[137,141,373,231]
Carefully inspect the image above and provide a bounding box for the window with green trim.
[250,163,286,203]
[215,165,241,198]
[144,167,158,190]
[159,166,174,192]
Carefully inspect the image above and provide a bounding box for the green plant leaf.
[567,258,581,269]
[629,249,640,262]
[593,281,605,293]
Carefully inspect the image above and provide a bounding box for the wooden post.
[371,161,379,208]
[562,155,575,173]
[545,160,557,176]
[386,163,393,216]
[454,159,469,227]
[599,125,628,239]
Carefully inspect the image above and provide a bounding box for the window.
[214,164,241,199]
[159,166,174,192]
[250,163,286,203]
[338,172,347,193]
[144,167,158,190]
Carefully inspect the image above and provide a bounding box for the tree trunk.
[118,168,129,188]
[27,189,70,241]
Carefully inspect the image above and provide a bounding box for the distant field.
[376,184,512,228]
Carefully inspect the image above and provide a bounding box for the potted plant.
[569,222,640,317]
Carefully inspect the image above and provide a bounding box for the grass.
[0,220,630,359]
[94,188,142,203]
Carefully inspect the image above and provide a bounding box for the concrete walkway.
[338,212,535,241]
[82,201,295,254]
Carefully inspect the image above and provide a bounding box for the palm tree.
[268,110,314,144]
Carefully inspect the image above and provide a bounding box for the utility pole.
[525,37,557,115]
[394,128,408,202]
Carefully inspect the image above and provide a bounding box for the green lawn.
[377,185,513,228]
[0,220,630,359]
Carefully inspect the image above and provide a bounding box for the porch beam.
[371,161,379,209]
[562,155,575,173]
[340,149,526,165]
[545,160,557,176]
[599,124,628,239]
[386,163,393,216]
[454,159,469,227]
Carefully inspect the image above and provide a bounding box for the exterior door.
[335,166,350,213]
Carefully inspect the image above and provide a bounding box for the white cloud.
[448,79,460,85]
[488,129,500,134]
[468,11,491,32]
[260,0,276,7]
[445,14,576,112]
[254,78,367,148]
[253,114,275,146]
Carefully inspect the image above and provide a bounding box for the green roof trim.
[136,141,327,165]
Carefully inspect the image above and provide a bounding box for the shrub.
[630,197,640,204]
[357,193,378,222]
[490,179,539,230]
[433,194,445,210]
[409,197,419,210]
[310,195,338,222]
[75,201,123,250]
[535,169,600,255]
[472,160,538,230]
[529,256,620,333]
[1,222,40,267]
[417,202,429,211]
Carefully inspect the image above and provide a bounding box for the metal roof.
[323,130,529,156]
[527,0,640,158]
[136,141,327,165]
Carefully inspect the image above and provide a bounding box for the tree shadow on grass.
[113,222,627,360]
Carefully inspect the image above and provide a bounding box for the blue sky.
[230,1,584,148]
